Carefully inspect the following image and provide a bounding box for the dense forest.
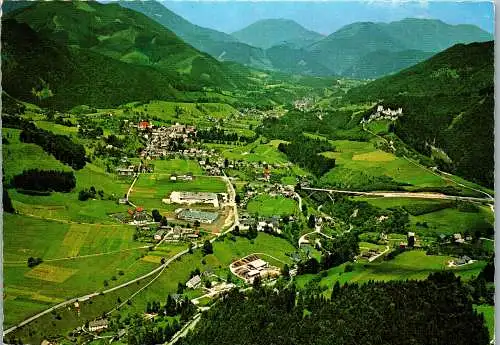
[197,127,256,143]
[278,136,336,176]
[179,271,489,345]
[258,109,369,142]
[12,169,76,192]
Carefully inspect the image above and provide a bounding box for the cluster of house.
[116,163,153,176]
[238,212,296,235]
[294,98,313,111]
[362,105,403,124]
[154,225,200,242]
[140,123,197,159]
[127,207,152,225]
[450,255,474,266]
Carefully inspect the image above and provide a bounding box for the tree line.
[197,127,256,143]
[278,136,336,176]
[12,169,76,192]
[20,125,87,170]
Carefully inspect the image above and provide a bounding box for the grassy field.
[208,139,289,164]
[130,174,226,215]
[4,136,132,223]
[149,158,203,175]
[8,233,295,343]
[355,197,494,236]
[295,250,486,290]
[409,207,494,236]
[117,233,296,315]
[308,136,454,188]
[474,304,495,339]
[246,195,298,217]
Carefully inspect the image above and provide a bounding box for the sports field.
[246,195,297,217]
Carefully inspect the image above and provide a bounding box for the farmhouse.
[138,121,151,130]
[129,207,149,225]
[154,230,165,241]
[186,275,201,289]
[178,209,218,224]
[167,191,219,208]
[89,319,109,332]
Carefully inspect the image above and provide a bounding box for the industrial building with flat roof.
[177,209,219,224]
[165,191,219,208]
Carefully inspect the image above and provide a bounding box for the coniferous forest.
[179,272,490,345]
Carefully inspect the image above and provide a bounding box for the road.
[126,167,141,208]
[293,191,302,211]
[302,187,492,203]
[3,172,238,337]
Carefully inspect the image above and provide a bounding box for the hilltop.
[232,18,324,49]
[307,19,492,76]
[347,41,494,187]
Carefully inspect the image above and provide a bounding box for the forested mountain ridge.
[232,18,324,49]
[4,1,254,90]
[347,41,494,188]
[307,18,492,76]
[1,19,180,110]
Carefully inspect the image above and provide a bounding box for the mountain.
[232,19,324,49]
[347,41,494,187]
[380,18,493,52]
[119,0,273,70]
[265,45,332,76]
[307,18,493,77]
[343,50,435,79]
[5,1,251,90]
[1,18,179,110]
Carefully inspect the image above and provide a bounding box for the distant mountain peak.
[232,18,324,49]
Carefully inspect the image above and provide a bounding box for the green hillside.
[232,18,324,49]
[1,19,179,110]
[119,0,274,70]
[343,50,434,79]
[2,19,184,109]
[347,41,494,187]
[381,18,493,52]
[5,1,252,90]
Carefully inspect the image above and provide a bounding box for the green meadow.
[149,158,203,175]
[295,250,486,290]
[246,195,298,217]
[209,139,289,164]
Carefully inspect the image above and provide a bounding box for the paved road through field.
[3,171,238,337]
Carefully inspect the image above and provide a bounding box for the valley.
[0,1,495,345]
